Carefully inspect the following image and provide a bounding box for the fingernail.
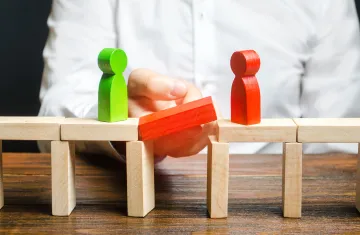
[170,81,187,97]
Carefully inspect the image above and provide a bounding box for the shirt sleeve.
[37,0,125,161]
[300,0,360,153]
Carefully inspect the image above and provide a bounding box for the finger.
[128,68,188,100]
[171,127,208,158]
[212,100,223,119]
[202,120,218,137]
[154,120,218,157]
[185,125,213,156]
[128,97,176,117]
[153,126,203,157]
[180,80,203,104]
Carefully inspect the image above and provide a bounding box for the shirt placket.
[192,0,217,97]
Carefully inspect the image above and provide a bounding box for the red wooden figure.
[230,50,261,125]
[139,96,217,140]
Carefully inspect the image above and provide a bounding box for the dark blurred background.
[0,1,359,152]
[0,1,52,152]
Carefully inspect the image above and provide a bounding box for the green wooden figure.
[97,48,128,122]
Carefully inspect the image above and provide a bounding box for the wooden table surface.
[1,152,360,234]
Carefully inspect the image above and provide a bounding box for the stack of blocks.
[0,49,359,219]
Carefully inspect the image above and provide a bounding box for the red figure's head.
[230,50,260,77]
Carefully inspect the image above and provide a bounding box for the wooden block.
[217,118,297,143]
[294,118,360,143]
[139,96,217,140]
[0,141,3,210]
[51,141,76,216]
[61,118,138,141]
[230,50,261,125]
[98,48,128,122]
[0,117,63,140]
[126,141,155,217]
[282,143,302,218]
[207,138,229,218]
[356,143,360,212]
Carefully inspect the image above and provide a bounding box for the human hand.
[126,68,217,158]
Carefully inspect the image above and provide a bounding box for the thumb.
[128,68,188,100]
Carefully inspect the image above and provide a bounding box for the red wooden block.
[230,50,261,125]
[231,50,260,77]
[139,96,217,140]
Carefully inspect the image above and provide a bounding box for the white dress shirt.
[38,0,360,160]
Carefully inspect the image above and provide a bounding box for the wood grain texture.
[51,141,76,216]
[126,141,155,217]
[0,141,2,209]
[1,152,360,234]
[139,96,217,140]
[282,143,302,218]
[230,50,261,125]
[356,143,360,212]
[294,118,360,143]
[0,116,63,140]
[60,118,138,141]
[207,139,229,218]
[217,118,297,142]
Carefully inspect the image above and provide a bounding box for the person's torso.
[115,0,321,153]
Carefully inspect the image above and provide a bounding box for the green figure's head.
[98,48,127,74]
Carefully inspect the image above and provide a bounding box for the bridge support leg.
[126,140,155,217]
[207,139,229,218]
[51,141,76,216]
[282,142,302,218]
[356,143,360,212]
[0,141,3,210]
